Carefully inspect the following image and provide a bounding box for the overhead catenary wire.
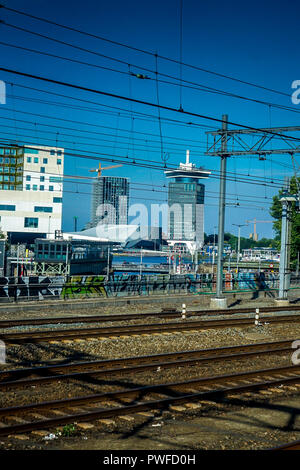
[2,85,299,159]
[1,102,298,172]
[0,104,210,148]
[0,5,290,234]
[15,164,276,205]
[32,186,269,212]
[0,4,290,99]
[0,124,292,187]
[1,67,300,143]
[1,38,299,115]
[0,133,290,189]
[8,166,274,209]
[0,138,288,189]
[4,81,220,131]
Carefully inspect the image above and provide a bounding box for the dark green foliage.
[269,176,300,269]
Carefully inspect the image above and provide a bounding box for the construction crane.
[89,162,123,178]
[245,218,273,241]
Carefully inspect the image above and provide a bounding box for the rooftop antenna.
[186,149,190,165]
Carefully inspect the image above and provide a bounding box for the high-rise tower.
[89,176,129,227]
[164,150,211,253]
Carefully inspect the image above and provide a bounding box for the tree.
[269,176,300,269]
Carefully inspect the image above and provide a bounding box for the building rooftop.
[164,150,211,180]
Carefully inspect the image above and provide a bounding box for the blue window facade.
[24,217,38,228]
[34,206,53,213]
[0,204,15,211]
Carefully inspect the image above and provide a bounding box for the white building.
[0,145,64,243]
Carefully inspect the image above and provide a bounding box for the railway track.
[0,364,299,436]
[1,304,300,328]
[0,339,294,389]
[270,439,300,450]
[1,314,300,344]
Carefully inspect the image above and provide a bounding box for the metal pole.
[74,216,78,232]
[16,242,19,277]
[107,246,110,279]
[279,200,288,299]
[285,203,292,293]
[232,223,247,274]
[140,248,143,277]
[236,226,240,272]
[216,114,228,298]
[65,242,69,276]
[194,249,198,274]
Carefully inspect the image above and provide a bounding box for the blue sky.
[0,0,299,239]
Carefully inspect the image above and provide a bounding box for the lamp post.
[211,225,217,273]
[213,226,217,247]
[232,224,248,273]
[140,248,143,278]
[107,246,110,279]
[16,242,19,277]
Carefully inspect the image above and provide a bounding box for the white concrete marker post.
[182,304,186,320]
[255,308,260,326]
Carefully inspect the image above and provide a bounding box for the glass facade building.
[0,147,24,191]
[90,176,129,227]
[165,150,210,250]
[168,179,205,242]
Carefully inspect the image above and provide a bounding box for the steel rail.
[0,339,293,389]
[1,314,300,344]
[0,364,299,436]
[1,305,300,328]
[269,440,300,450]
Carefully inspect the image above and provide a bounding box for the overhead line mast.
[206,119,300,307]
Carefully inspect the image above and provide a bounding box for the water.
[112,255,193,265]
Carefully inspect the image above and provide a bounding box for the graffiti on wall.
[61,275,107,299]
[0,276,64,300]
[0,271,285,301]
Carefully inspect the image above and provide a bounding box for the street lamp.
[232,224,248,273]
[140,247,143,277]
[213,226,217,247]
[211,225,217,272]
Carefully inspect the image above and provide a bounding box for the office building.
[164,150,211,253]
[89,176,129,227]
[0,144,64,243]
